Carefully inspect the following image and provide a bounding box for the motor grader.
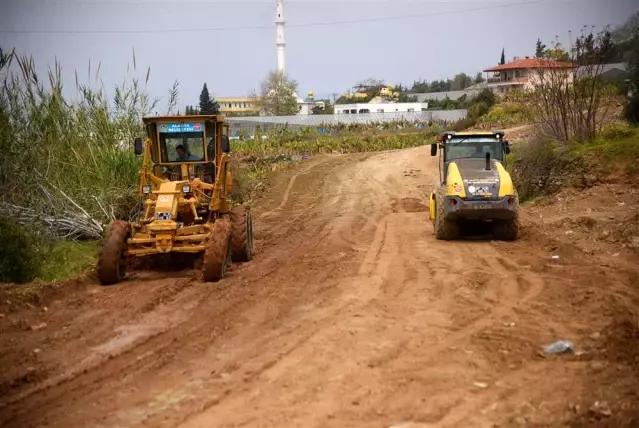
[97,115,253,285]
[428,130,519,241]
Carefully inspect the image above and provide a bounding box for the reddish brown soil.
[1,146,638,428]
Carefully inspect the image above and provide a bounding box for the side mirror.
[503,141,511,155]
[430,143,438,157]
[134,137,143,155]
[221,135,230,153]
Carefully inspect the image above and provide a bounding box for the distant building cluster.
[409,56,629,102]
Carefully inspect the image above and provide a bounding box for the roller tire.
[97,220,131,286]
[434,190,460,241]
[202,218,232,282]
[230,205,253,263]
[493,194,520,241]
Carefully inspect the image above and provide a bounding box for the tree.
[257,70,300,116]
[472,88,496,108]
[411,80,430,93]
[394,83,407,93]
[611,10,639,44]
[535,39,547,58]
[198,83,219,114]
[542,40,570,60]
[356,78,386,90]
[185,105,199,115]
[312,101,334,115]
[474,72,485,84]
[598,29,617,63]
[500,48,506,65]
[451,73,473,91]
[530,31,614,142]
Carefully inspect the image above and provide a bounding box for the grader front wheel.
[97,220,131,286]
[230,206,253,263]
[202,219,232,282]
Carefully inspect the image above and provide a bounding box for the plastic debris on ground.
[543,340,574,354]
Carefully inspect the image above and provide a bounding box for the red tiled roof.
[483,58,575,72]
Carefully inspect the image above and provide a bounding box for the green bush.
[0,218,39,284]
[599,121,634,140]
[468,102,490,120]
[473,88,496,108]
[508,137,577,202]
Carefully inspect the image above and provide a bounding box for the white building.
[335,102,429,114]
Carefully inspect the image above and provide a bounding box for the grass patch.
[569,124,639,176]
[36,240,99,282]
[1,215,98,284]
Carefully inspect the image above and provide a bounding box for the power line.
[1,0,556,34]
[8,0,556,2]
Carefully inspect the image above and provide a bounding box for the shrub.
[599,121,634,141]
[472,89,496,108]
[467,102,490,120]
[508,136,578,201]
[0,218,39,284]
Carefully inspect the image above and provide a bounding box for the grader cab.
[97,115,253,285]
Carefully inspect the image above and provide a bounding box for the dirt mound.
[606,212,639,250]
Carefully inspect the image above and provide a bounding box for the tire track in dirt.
[260,156,333,218]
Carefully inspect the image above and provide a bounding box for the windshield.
[158,122,206,163]
[444,137,503,162]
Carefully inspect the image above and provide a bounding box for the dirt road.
[1,145,638,427]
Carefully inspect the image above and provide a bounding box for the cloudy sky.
[0,0,636,109]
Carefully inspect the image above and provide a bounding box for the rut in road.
[2,145,637,428]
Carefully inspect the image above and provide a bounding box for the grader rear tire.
[97,220,131,286]
[202,219,232,282]
[230,206,253,263]
[434,191,460,241]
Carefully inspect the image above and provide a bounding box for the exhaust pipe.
[485,152,491,170]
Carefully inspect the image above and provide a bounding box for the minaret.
[276,0,286,73]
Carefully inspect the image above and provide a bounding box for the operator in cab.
[175,145,201,162]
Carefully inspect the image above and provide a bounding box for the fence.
[226,109,467,136]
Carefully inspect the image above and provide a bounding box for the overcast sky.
[0,0,636,109]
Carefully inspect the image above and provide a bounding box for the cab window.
[157,122,206,163]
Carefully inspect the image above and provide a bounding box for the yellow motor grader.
[97,115,253,285]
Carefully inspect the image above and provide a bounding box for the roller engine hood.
[446,158,503,201]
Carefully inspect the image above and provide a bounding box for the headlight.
[182,184,191,193]
[142,185,151,194]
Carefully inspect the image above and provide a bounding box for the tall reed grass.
[0,47,179,238]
